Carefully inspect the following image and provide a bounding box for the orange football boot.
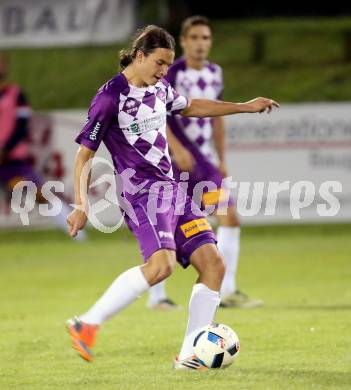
[66,317,99,362]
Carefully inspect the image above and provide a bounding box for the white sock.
[148,280,167,306]
[79,266,150,325]
[218,227,240,298]
[178,283,220,360]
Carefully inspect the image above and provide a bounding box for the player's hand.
[174,146,195,172]
[218,160,228,177]
[245,97,280,114]
[67,208,88,237]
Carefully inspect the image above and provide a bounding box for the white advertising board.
[1,103,350,228]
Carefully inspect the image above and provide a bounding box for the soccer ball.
[193,323,240,369]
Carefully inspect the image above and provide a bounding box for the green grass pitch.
[0,224,350,389]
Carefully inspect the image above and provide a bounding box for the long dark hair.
[119,25,175,70]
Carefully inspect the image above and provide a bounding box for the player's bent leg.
[190,243,225,292]
[141,249,177,286]
[67,249,176,361]
[176,243,224,367]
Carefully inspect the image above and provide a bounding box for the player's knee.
[192,244,225,282]
[156,261,174,282]
[212,252,225,281]
[204,251,225,281]
[146,254,176,285]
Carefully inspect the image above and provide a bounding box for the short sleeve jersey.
[75,73,188,192]
[165,57,223,164]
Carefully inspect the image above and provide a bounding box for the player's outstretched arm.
[181,97,279,118]
[66,145,95,237]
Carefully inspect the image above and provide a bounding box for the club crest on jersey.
[130,122,140,133]
[156,89,166,101]
[89,121,101,141]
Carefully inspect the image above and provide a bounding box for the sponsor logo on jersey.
[89,121,101,141]
[121,113,166,135]
[180,218,212,238]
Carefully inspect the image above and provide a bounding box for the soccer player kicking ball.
[66,25,279,368]
[166,16,263,308]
